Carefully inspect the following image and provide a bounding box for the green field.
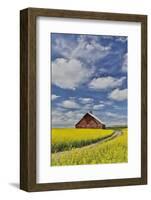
[51,128,128,166]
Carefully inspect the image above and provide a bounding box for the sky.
[51,33,128,127]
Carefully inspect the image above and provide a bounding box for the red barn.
[75,112,106,129]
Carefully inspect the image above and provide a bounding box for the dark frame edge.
[20,8,37,192]
[141,15,148,185]
[29,177,145,192]
[23,7,147,22]
[20,8,29,191]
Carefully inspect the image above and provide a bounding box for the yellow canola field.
[51,128,128,166]
[51,128,113,153]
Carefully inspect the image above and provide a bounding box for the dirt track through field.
[80,130,122,149]
[52,130,123,157]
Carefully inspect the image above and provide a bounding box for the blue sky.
[51,33,127,127]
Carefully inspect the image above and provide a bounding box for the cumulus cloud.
[52,94,60,101]
[79,97,93,104]
[103,111,127,126]
[105,118,127,127]
[89,76,126,90]
[52,34,111,64]
[52,35,77,59]
[99,100,112,106]
[104,101,113,105]
[70,36,111,63]
[101,36,115,40]
[59,100,80,109]
[122,53,127,72]
[116,36,127,43]
[93,104,104,110]
[52,109,83,127]
[52,58,93,90]
[106,112,118,117]
[108,88,127,101]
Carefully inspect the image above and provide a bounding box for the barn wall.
[75,113,105,129]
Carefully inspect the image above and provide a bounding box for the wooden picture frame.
[20,7,147,192]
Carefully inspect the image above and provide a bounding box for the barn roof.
[87,112,105,125]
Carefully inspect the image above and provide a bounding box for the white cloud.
[52,94,60,101]
[52,58,93,90]
[99,67,108,74]
[105,119,127,127]
[79,97,93,104]
[106,112,118,117]
[70,36,111,63]
[52,109,83,127]
[108,88,127,101]
[105,101,113,105]
[53,36,75,58]
[98,100,113,107]
[81,104,93,112]
[116,36,127,43]
[113,105,127,110]
[122,53,127,72]
[89,76,126,90]
[93,104,104,110]
[104,111,127,126]
[53,35,111,64]
[101,36,114,40]
[59,100,80,109]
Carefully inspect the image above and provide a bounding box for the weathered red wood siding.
[75,113,105,129]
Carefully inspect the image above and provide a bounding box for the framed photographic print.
[20,8,147,191]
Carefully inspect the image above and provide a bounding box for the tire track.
[52,130,123,157]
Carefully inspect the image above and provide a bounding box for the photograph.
[51,33,128,166]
